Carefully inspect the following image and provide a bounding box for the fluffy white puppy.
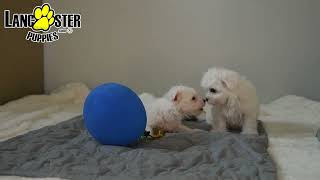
[139,86,205,136]
[201,68,259,134]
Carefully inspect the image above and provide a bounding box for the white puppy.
[139,86,205,136]
[201,68,259,134]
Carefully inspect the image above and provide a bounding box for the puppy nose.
[203,98,208,102]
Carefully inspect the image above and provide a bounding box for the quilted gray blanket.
[0,116,276,180]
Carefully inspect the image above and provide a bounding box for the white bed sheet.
[1,92,320,180]
[260,95,320,180]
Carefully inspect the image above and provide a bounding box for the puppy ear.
[221,73,239,90]
[173,91,182,102]
[221,80,230,89]
[225,95,242,119]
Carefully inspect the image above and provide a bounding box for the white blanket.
[260,95,320,180]
[0,83,89,142]
[0,90,319,180]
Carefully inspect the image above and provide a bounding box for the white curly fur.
[139,86,205,135]
[201,67,259,134]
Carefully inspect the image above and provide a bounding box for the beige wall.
[1,1,43,104]
[45,0,320,103]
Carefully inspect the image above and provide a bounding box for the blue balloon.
[83,83,146,146]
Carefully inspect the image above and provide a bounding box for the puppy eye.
[209,88,217,93]
[192,96,196,101]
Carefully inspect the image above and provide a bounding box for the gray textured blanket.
[0,116,276,180]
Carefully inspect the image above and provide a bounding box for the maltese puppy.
[139,86,205,136]
[201,68,260,134]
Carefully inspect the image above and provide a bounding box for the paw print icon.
[32,4,55,31]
